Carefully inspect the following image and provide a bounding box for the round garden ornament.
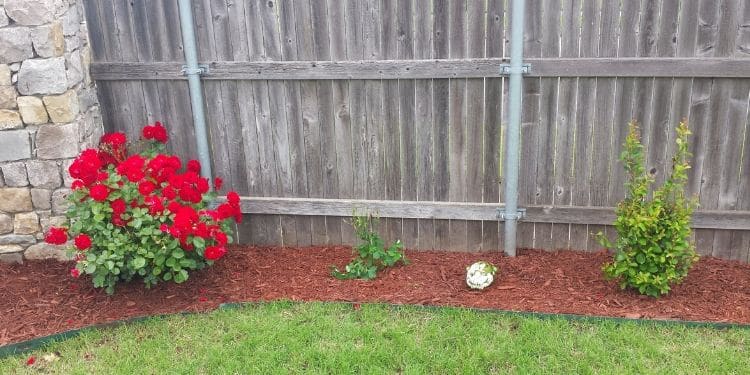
[466,261,498,290]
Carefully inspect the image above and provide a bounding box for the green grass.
[1,302,749,374]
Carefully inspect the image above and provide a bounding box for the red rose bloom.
[142,122,168,143]
[71,180,85,190]
[70,268,81,278]
[74,234,92,250]
[227,192,240,205]
[89,184,110,202]
[116,155,146,182]
[68,149,103,186]
[213,177,223,190]
[45,227,68,245]
[187,159,201,173]
[138,180,156,195]
[204,246,227,261]
[110,198,126,215]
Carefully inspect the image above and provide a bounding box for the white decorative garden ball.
[466,261,498,290]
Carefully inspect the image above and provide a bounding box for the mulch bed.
[2,245,750,345]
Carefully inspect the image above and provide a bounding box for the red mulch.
[2,246,750,345]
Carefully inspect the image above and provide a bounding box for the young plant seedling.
[331,213,408,280]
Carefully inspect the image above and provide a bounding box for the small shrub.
[332,214,408,280]
[45,122,242,294]
[598,121,698,297]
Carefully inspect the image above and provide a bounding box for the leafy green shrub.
[598,121,698,297]
[332,214,408,280]
[45,123,241,294]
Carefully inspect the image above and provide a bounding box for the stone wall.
[0,0,102,263]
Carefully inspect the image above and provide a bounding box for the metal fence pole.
[503,0,527,256]
[177,0,213,184]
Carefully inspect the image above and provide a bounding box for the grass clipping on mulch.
[2,245,749,345]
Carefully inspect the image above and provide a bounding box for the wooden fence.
[83,0,750,261]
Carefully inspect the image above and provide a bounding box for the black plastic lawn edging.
[2,301,749,360]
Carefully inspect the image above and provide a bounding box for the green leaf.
[133,256,146,269]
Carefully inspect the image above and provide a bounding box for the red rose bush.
[45,122,241,294]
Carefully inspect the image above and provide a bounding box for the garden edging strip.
[2,301,748,360]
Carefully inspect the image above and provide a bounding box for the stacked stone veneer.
[0,0,102,263]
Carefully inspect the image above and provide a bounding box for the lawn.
[1,302,748,374]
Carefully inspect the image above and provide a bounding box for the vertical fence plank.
[327,0,355,245]
[482,0,505,251]
[447,0,468,250]
[293,0,328,245]
[398,0,419,250]
[310,0,342,245]
[464,0,486,251]
[381,0,403,246]
[551,0,582,250]
[588,0,619,251]
[729,0,750,262]
[432,0,450,249]
[515,0,542,250]
[278,0,313,246]
[691,0,722,256]
[568,0,600,251]
[534,0,561,251]
[414,0,435,249]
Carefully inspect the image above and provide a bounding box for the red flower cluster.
[74,234,92,250]
[45,227,68,245]
[99,132,127,165]
[47,123,241,269]
[142,121,168,143]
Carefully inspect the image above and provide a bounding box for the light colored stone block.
[17,96,49,125]
[51,188,71,214]
[0,65,10,86]
[0,7,10,27]
[4,0,63,26]
[31,21,64,58]
[0,187,33,212]
[0,130,31,161]
[30,188,52,209]
[0,27,33,64]
[26,160,61,188]
[13,211,39,234]
[0,86,18,109]
[25,242,70,261]
[0,234,36,245]
[36,123,79,159]
[0,244,24,254]
[0,162,28,186]
[17,57,67,95]
[0,109,22,129]
[0,252,23,264]
[43,90,78,123]
[62,6,79,36]
[0,213,12,234]
[65,49,83,87]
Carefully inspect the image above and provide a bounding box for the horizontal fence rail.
[219,197,750,231]
[91,58,750,80]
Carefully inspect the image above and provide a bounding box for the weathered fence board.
[83,0,750,260]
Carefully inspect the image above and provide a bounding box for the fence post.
[177,0,214,185]
[502,0,527,256]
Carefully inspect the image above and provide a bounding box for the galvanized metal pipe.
[177,0,213,184]
[503,0,526,256]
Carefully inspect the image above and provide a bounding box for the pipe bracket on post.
[497,208,526,221]
[500,64,531,75]
[180,64,209,76]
